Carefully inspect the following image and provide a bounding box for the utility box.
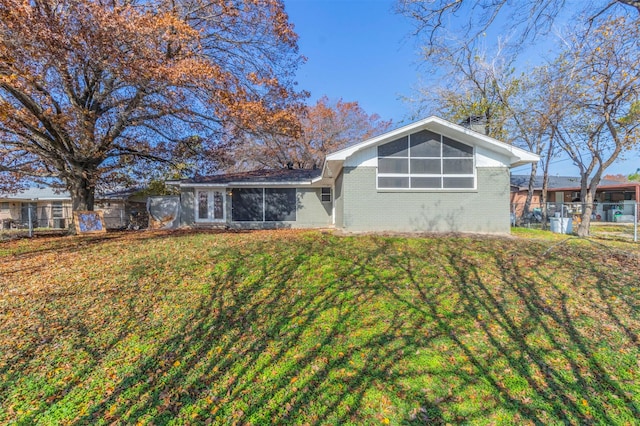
[550,217,572,234]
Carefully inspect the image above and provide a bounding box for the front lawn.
[1,230,639,424]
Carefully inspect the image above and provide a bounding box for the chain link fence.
[511,201,638,242]
[0,202,148,239]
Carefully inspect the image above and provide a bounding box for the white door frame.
[195,189,226,222]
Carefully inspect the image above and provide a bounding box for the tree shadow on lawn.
[3,232,639,424]
[381,237,640,424]
[71,236,434,424]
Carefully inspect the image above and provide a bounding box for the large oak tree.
[0,0,304,211]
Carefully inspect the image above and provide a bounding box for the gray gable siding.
[340,167,510,233]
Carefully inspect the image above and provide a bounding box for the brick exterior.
[339,167,511,234]
[179,188,195,226]
[179,168,511,233]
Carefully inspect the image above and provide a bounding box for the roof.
[511,175,638,191]
[98,187,145,200]
[174,117,539,188]
[180,168,323,186]
[0,187,69,201]
[325,116,540,169]
[0,186,142,201]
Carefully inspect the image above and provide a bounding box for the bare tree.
[549,15,640,236]
[416,45,561,222]
[398,0,640,59]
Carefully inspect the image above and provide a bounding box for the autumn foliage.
[229,96,392,170]
[0,0,304,210]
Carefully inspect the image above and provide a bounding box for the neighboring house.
[0,187,147,229]
[171,116,539,234]
[510,175,633,204]
[0,187,71,229]
[510,175,640,222]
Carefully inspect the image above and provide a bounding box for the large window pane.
[443,158,474,174]
[411,177,441,188]
[378,137,408,157]
[410,158,441,174]
[410,130,441,157]
[265,188,296,221]
[378,177,409,188]
[198,191,208,219]
[443,177,474,188]
[377,129,475,191]
[213,191,224,219]
[442,137,473,157]
[379,158,409,173]
[52,201,63,218]
[232,188,263,221]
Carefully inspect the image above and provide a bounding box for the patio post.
[28,205,33,238]
[635,201,637,243]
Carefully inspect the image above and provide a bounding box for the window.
[232,188,296,222]
[321,187,331,203]
[198,191,209,219]
[52,201,63,218]
[0,202,8,212]
[377,130,475,190]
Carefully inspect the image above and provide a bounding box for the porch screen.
[232,188,263,221]
[265,188,296,221]
[231,188,296,222]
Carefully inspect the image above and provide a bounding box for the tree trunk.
[540,129,556,230]
[524,162,538,218]
[577,191,594,237]
[65,171,98,234]
[69,176,96,211]
[541,175,549,230]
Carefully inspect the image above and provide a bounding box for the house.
[0,187,71,229]
[171,116,539,234]
[0,187,147,229]
[511,175,640,221]
[510,175,635,205]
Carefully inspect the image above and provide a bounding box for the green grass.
[589,223,638,242]
[1,229,639,425]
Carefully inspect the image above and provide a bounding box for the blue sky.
[284,0,639,177]
[285,0,417,124]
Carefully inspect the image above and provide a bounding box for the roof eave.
[551,183,640,192]
[509,155,540,168]
[326,115,541,167]
[183,180,316,188]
